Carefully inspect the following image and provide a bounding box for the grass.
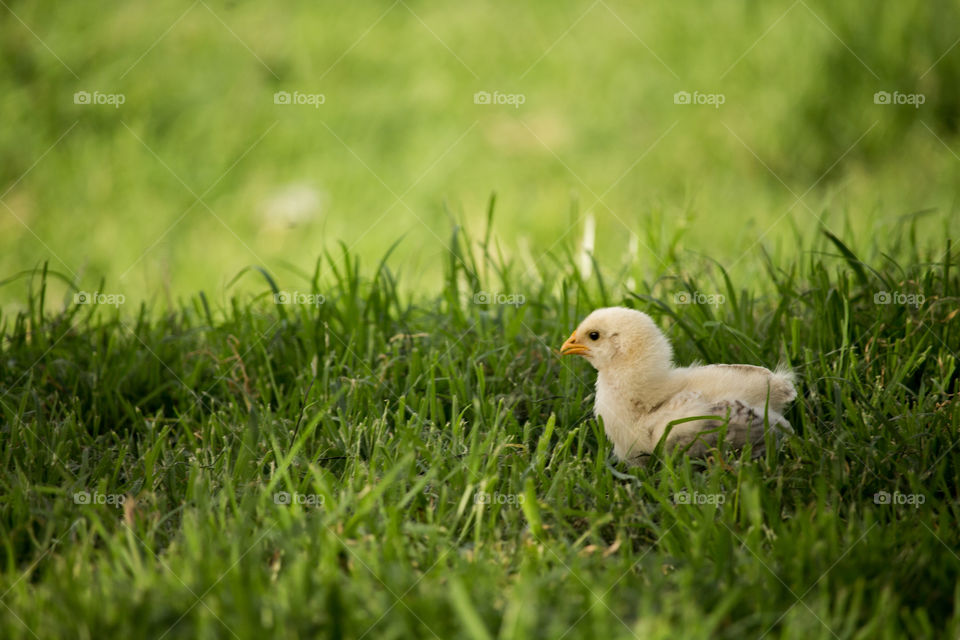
[3,0,960,305]
[4,2,960,637]
[0,218,957,639]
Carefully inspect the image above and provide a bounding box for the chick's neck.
[597,355,677,415]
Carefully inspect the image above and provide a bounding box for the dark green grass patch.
[0,227,957,639]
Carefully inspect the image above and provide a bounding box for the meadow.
[1,225,958,639]
[1,1,960,638]
[2,1,959,304]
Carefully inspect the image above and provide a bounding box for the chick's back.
[674,363,797,414]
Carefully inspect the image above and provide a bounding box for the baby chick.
[560,307,796,460]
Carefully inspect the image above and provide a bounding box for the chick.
[560,307,796,460]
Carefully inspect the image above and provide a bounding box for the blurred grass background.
[1,0,958,307]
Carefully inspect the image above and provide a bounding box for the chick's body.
[562,307,796,460]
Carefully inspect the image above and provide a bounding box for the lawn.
[1,225,958,638]
[2,1,959,305]
[2,1,960,638]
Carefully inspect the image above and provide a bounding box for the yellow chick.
[560,307,796,460]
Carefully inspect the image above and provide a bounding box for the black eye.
[588,331,600,341]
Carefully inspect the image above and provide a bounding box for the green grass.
[3,1,960,636]
[1,221,957,639]
[3,0,960,306]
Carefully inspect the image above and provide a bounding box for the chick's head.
[560,307,673,372]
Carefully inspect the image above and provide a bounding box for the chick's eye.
[588,331,600,341]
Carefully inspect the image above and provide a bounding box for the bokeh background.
[2,0,958,308]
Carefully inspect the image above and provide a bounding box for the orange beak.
[560,330,590,356]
